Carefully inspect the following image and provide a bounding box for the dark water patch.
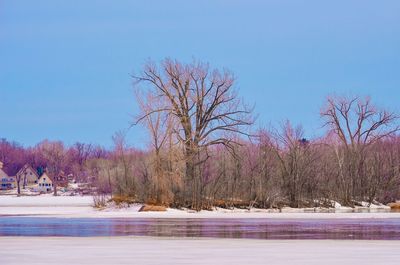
[1,217,400,240]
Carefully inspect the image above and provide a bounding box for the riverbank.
[1,237,399,265]
[1,195,400,219]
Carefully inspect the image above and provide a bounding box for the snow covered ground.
[1,195,400,218]
[1,237,399,265]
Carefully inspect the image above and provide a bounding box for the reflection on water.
[1,217,400,240]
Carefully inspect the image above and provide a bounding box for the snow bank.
[0,194,93,207]
[1,195,399,219]
[1,237,399,265]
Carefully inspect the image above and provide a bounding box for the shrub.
[92,194,108,208]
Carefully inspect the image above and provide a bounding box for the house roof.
[38,173,53,183]
[16,164,39,178]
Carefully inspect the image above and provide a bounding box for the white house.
[36,173,53,192]
[17,164,39,187]
[0,161,16,190]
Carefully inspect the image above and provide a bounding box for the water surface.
[1,217,400,240]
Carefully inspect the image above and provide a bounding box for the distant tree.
[68,142,94,182]
[36,140,68,196]
[112,131,137,197]
[0,139,27,195]
[269,122,319,207]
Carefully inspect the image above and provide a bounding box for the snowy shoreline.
[1,195,400,219]
[1,237,400,265]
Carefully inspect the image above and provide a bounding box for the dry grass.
[388,202,400,209]
[108,195,136,206]
[139,205,167,212]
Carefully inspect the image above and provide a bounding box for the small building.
[16,164,39,187]
[0,161,16,190]
[67,174,75,183]
[37,173,53,192]
[53,171,68,188]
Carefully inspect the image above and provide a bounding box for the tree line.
[1,58,399,210]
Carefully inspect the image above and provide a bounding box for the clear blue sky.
[1,0,399,148]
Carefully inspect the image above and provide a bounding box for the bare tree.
[15,164,30,194]
[321,96,399,205]
[15,170,23,196]
[269,122,319,207]
[112,131,138,198]
[69,142,93,181]
[133,58,253,209]
[253,130,283,208]
[37,140,67,196]
[136,90,174,205]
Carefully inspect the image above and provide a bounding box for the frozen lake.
[2,237,400,265]
[1,217,400,239]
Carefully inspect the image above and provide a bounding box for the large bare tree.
[321,96,399,204]
[133,58,253,209]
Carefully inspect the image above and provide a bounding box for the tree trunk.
[17,180,21,196]
[23,174,26,189]
[184,143,203,209]
[107,168,112,198]
[155,151,163,204]
[53,182,57,196]
[185,156,195,207]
